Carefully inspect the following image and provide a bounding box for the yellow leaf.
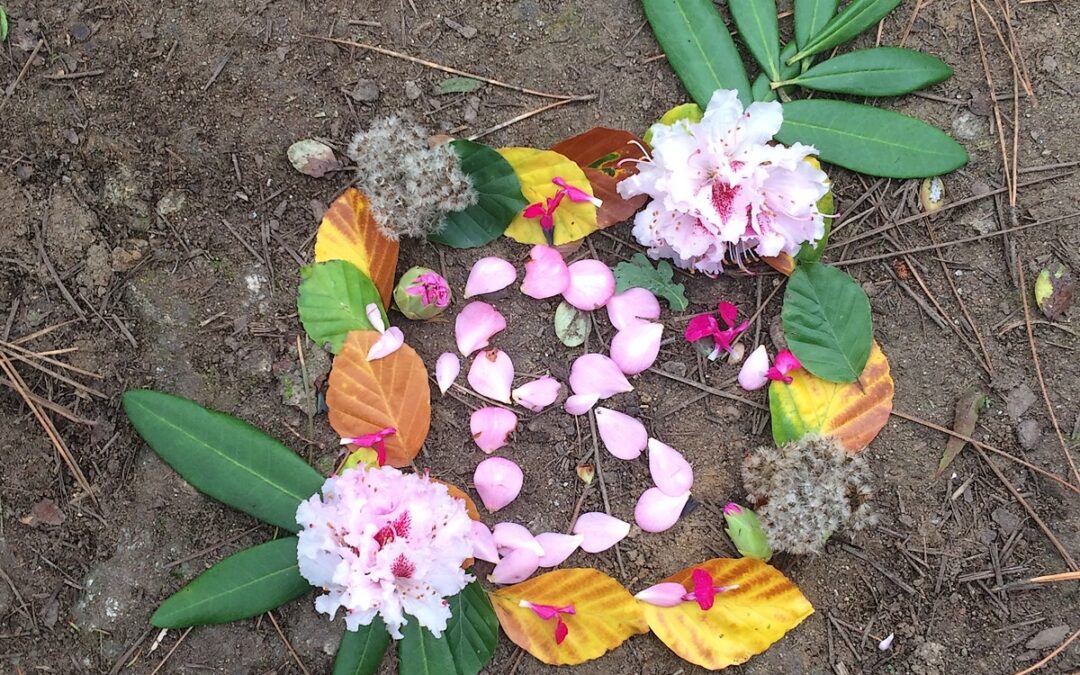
[490,568,648,665]
[769,341,894,454]
[641,558,813,670]
[314,188,400,308]
[498,148,599,246]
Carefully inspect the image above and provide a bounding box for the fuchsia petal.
[470,521,500,563]
[523,202,545,219]
[606,288,661,331]
[365,303,387,334]
[610,322,663,376]
[468,349,515,403]
[534,532,584,567]
[366,327,404,361]
[572,512,631,553]
[553,176,603,207]
[511,377,562,412]
[738,345,771,391]
[455,301,507,356]
[563,260,616,311]
[773,349,802,375]
[489,548,540,584]
[473,457,523,512]
[470,407,518,453]
[635,582,689,607]
[493,522,545,556]
[595,407,648,460]
[717,301,739,329]
[465,257,518,298]
[568,354,633,398]
[554,617,569,644]
[684,315,719,342]
[648,438,694,497]
[564,393,601,416]
[521,245,570,299]
[635,487,690,533]
[691,568,716,610]
[435,352,460,395]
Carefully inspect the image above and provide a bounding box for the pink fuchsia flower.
[617,89,830,275]
[595,407,647,460]
[435,352,460,395]
[340,427,397,467]
[365,303,405,361]
[519,600,576,645]
[610,322,663,376]
[455,301,507,356]
[295,466,473,639]
[464,257,517,298]
[553,177,603,208]
[607,288,661,331]
[572,512,630,553]
[473,457,523,512]
[522,244,571,299]
[489,548,540,584]
[635,569,739,610]
[394,267,451,320]
[511,376,562,412]
[470,407,518,453]
[468,349,515,403]
[523,177,602,244]
[737,346,802,390]
[563,260,616,311]
[685,300,748,360]
[635,487,689,533]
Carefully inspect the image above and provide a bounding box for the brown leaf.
[20,499,65,527]
[936,388,989,477]
[314,188,400,308]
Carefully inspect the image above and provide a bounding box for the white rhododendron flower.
[618,89,831,274]
[295,466,474,639]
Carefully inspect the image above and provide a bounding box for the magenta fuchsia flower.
[523,177,603,244]
[617,90,830,274]
[738,346,802,390]
[295,466,474,639]
[685,300,748,360]
[340,427,397,467]
[635,568,739,610]
[520,600,576,644]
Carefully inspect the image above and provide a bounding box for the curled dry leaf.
[1034,263,1074,320]
[554,301,590,348]
[313,187,400,307]
[287,139,342,178]
[936,387,989,478]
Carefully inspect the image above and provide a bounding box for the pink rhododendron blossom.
[470,521,500,564]
[493,522,545,556]
[470,407,518,453]
[489,548,540,584]
[511,376,562,412]
[568,354,633,399]
[464,257,517,298]
[563,393,601,416]
[685,301,748,359]
[365,303,405,361]
[610,322,663,375]
[572,512,630,553]
[647,438,694,497]
[738,345,802,390]
[521,245,571,299]
[455,302,507,356]
[595,407,647,460]
[618,90,830,274]
[534,532,583,567]
[340,427,397,467]
[295,466,473,639]
[468,349,515,403]
[520,600,576,644]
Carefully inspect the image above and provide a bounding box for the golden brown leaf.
[314,188,399,307]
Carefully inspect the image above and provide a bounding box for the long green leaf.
[123,390,324,531]
[794,0,839,51]
[788,0,903,62]
[429,140,527,248]
[333,618,391,675]
[777,100,968,178]
[398,618,455,675]
[753,42,799,102]
[729,0,781,81]
[781,263,872,383]
[781,47,953,96]
[297,259,386,353]
[444,583,499,675]
[151,538,310,628]
[641,0,752,106]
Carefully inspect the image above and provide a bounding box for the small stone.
[862,280,879,297]
[463,95,480,124]
[1017,419,1041,450]
[661,360,687,378]
[69,21,91,42]
[1006,384,1037,420]
[1026,624,1070,651]
[970,179,992,197]
[404,80,422,100]
[1039,55,1058,74]
[953,111,988,141]
[349,79,380,102]
[63,129,80,145]
[990,507,1020,534]
[15,164,33,181]
[444,17,477,39]
[155,190,187,216]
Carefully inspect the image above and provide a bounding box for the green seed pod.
[393,266,452,320]
[723,502,773,561]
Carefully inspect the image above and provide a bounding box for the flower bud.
[393,266,451,320]
[722,502,773,561]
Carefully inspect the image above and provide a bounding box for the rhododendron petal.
[610,322,663,376]
[635,582,688,607]
[648,438,694,497]
[563,260,616,311]
[455,301,507,356]
[366,327,404,361]
[470,407,518,453]
[635,487,690,533]
[435,352,460,395]
[465,257,517,298]
[521,245,570,299]
[572,512,631,553]
[488,548,540,585]
[568,354,633,398]
[511,376,562,412]
[595,407,647,460]
[474,457,523,512]
[606,288,661,331]
[738,345,771,391]
[564,393,600,416]
[534,532,584,567]
[470,521,500,563]
[365,303,387,334]
[468,350,515,403]
[493,522,544,556]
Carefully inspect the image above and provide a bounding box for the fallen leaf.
[584,167,648,230]
[761,253,796,276]
[287,139,341,178]
[498,148,599,246]
[613,253,688,310]
[1034,263,1074,320]
[549,127,648,184]
[438,77,483,94]
[554,301,590,347]
[936,387,989,478]
[20,499,65,527]
[314,188,400,307]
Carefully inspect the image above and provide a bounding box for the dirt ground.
[1,0,1078,673]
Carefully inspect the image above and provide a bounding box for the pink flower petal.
[468,349,515,403]
[488,548,540,584]
[718,301,739,328]
[470,521,500,563]
[455,301,507,356]
[470,407,518,453]
[635,582,688,607]
[568,354,633,398]
[535,532,584,567]
[572,512,631,553]
[595,407,647,460]
[366,327,404,361]
[606,288,661,331]
[563,260,616,311]
[365,303,387,334]
[738,345,771,391]
[465,257,518,298]
[493,522,545,556]
[610,322,663,376]
[564,393,600,416]
[684,315,718,342]
[521,245,570,299]
[473,457,523,512]
[511,376,562,412]
[553,176,603,208]
[773,349,802,375]
[634,487,690,533]
[435,352,461,395]
[648,438,694,497]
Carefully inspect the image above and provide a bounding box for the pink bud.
[563,260,616,311]
[738,345,771,391]
[568,354,633,398]
[468,349,515,403]
[534,532,584,567]
[435,352,460,395]
[488,548,540,584]
[464,256,517,298]
[564,393,601,416]
[635,487,689,533]
[635,582,688,607]
[648,438,694,497]
[572,512,631,553]
[473,457,523,512]
[521,245,570,299]
[595,407,647,460]
[470,521,500,563]
[470,407,518,453]
[367,327,405,361]
[606,288,661,331]
[455,301,507,356]
[493,522,544,556]
[610,322,663,376]
[511,376,562,412]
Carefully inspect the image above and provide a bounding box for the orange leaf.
[490,568,648,665]
[326,331,430,467]
[641,558,814,670]
[314,188,400,308]
[761,253,796,276]
[550,127,648,183]
[438,480,480,521]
